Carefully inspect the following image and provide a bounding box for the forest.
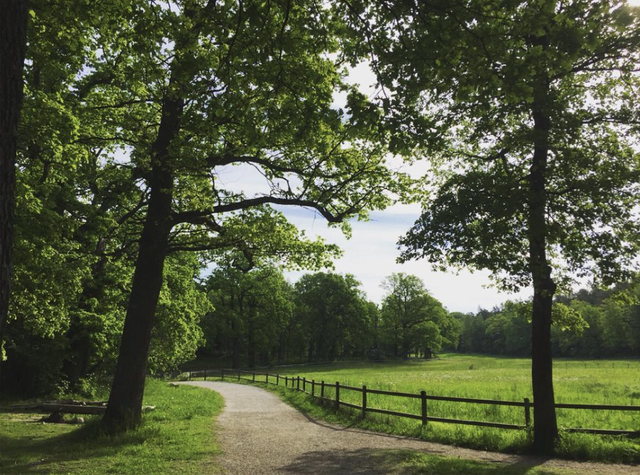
[2,0,640,461]
[456,281,640,358]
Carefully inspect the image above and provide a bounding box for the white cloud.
[207,62,532,314]
[280,204,531,313]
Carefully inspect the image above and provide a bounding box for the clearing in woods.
[183,380,639,475]
[204,353,640,462]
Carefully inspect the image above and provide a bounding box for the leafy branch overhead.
[342,0,640,289]
[54,2,405,273]
[341,0,640,454]
[67,0,403,432]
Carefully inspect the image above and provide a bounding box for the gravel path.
[183,381,638,475]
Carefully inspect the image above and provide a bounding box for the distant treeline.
[201,269,459,368]
[455,280,640,358]
[4,259,458,395]
[6,252,638,397]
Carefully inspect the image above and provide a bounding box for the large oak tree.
[380,273,453,359]
[342,0,640,453]
[0,0,28,388]
[70,0,400,432]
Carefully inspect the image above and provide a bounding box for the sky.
[281,205,532,314]
[210,58,535,314]
[214,159,532,314]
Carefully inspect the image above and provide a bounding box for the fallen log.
[10,403,155,415]
[41,404,106,415]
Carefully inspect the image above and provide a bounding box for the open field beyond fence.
[177,354,640,461]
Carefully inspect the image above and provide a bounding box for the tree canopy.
[380,273,456,359]
[341,0,640,453]
[70,0,400,431]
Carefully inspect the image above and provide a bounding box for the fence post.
[297,376,300,391]
[312,380,315,397]
[321,381,325,405]
[266,373,269,385]
[221,368,224,381]
[252,372,255,383]
[303,378,306,393]
[204,369,207,381]
[421,391,427,426]
[277,374,279,386]
[362,385,367,419]
[335,382,340,411]
[285,376,288,387]
[524,398,531,428]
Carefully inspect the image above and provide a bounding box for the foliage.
[263,355,640,463]
[379,273,457,358]
[456,280,640,358]
[201,269,379,367]
[337,0,640,292]
[294,272,373,361]
[202,264,295,367]
[149,254,210,373]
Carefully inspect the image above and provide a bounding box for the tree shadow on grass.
[281,449,559,475]
[0,418,159,474]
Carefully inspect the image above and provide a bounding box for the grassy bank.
[200,354,640,464]
[274,354,640,432]
[0,379,223,474]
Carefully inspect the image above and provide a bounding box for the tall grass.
[219,354,640,463]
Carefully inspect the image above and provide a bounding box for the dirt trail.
[183,381,638,474]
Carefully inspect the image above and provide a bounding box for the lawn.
[275,354,640,430]
[0,379,223,474]
[203,354,640,463]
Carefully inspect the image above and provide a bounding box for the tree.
[2,0,155,395]
[601,281,640,355]
[380,273,450,358]
[83,0,396,432]
[203,264,294,368]
[0,0,28,388]
[294,272,371,361]
[147,254,210,372]
[343,0,640,453]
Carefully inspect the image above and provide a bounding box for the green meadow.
[0,380,223,474]
[219,354,640,463]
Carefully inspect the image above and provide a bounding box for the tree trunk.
[401,324,410,359]
[231,316,240,369]
[229,293,241,369]
[101,95,182,433]
[247,323,256,369]
[0,0,28,392]
[529,84,559,453]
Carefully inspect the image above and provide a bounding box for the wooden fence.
[181,369,640,437]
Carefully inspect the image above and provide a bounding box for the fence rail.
[179,368,640,437]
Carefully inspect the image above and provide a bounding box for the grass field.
[209,353,640,463]
[0,380,223,474]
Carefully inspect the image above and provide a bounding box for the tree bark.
[101,94,183,432]
[306,341,312,363]
[0,0,28,391]
[247,309,257,369]
[529,86,559,453]
[231,317,240,369]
